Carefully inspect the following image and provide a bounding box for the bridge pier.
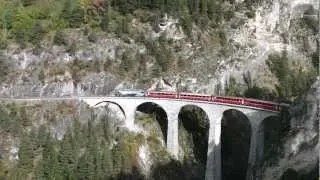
[165,108,179,159]
[246,112,274,180]
[205,112,223,180]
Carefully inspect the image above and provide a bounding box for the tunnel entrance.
[135,102,168,144]
[221,109,251,180]
[178,105,209,179]
[257,116,281,167]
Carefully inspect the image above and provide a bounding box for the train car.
[213,96,243,105]
[179,92,211,101]
[146,91,177,99]
[243,99,276,111]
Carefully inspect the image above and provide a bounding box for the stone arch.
[135,102,168,144]
[94,101,126,119]
[178,104,209,179]
[221,109,252,180]
[257,116,281,167]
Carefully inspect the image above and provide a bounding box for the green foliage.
[0,0,231,46]
[38,69,45,84]
[0,160,8,179]
[58,128,77,179]
[21,0,36,7]
[244,86,272,99]
[225,77,241,97]
[11,7,48,44]
[37,133,60,180]
[18,134,34,172]
[300,16,319,34]
[244,0,260,7]
[266,52,317,101]
[311,44,319,70]
[61,0,84,28]
[119,51,133,76]
[245,10,255,18]
[53,30,68,46]
[0,53,10,81]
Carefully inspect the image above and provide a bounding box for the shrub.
[245,10,255,19]
[311,51,319,70]
[21,0,36,7]
[225,77,241,97]
[53,30,69,46]
[301,16,318,34]
[0,53,9,80]
[61,0,84,28]
[88,32,98,42]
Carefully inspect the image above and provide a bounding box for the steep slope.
[0,0,318,98]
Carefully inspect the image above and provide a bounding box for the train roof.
[116,89,145,92]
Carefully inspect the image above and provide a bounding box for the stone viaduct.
[80,96,281,180]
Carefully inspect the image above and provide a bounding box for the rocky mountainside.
[261,79,319,179]
[0,0,318,98]
[0,0,319,179]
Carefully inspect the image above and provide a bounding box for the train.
[115,89,285,111]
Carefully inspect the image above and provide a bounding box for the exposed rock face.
[261,79,320,179]
[213,0,319,92]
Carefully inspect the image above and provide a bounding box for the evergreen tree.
[95,151,104,179]
[0,52,10,80]
[100,2,110,31]
[77,152,95,179]
[21,0,36,6]
[62,0,84,28]
[58,128,76,179]
[37,133,60,180]
[0,160,8,179]
[18,134,34,173]
[102,147,113,178]
[72,118,84,151]
[200,0,208,16]
[112,145,122,176]
[100,115,112,142]
[37,125,47,148]
[179,0,193,36]
[19,107,31,127]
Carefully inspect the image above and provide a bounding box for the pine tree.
[37,133,59,180]
[58,128,76,179]
[112,145,122,176]
[37,125,47,148]
[95,151,104,179]
[100,3,110,31]
[72,118,84,151]
[19,107,31,127]
[179,0,192,36]
[200,0,208,16]
[18,134,34,173]
[21,0,35,6]
[102,147,113,178]
[77,152,95,179]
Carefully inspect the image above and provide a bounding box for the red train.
[144,91,284,111]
